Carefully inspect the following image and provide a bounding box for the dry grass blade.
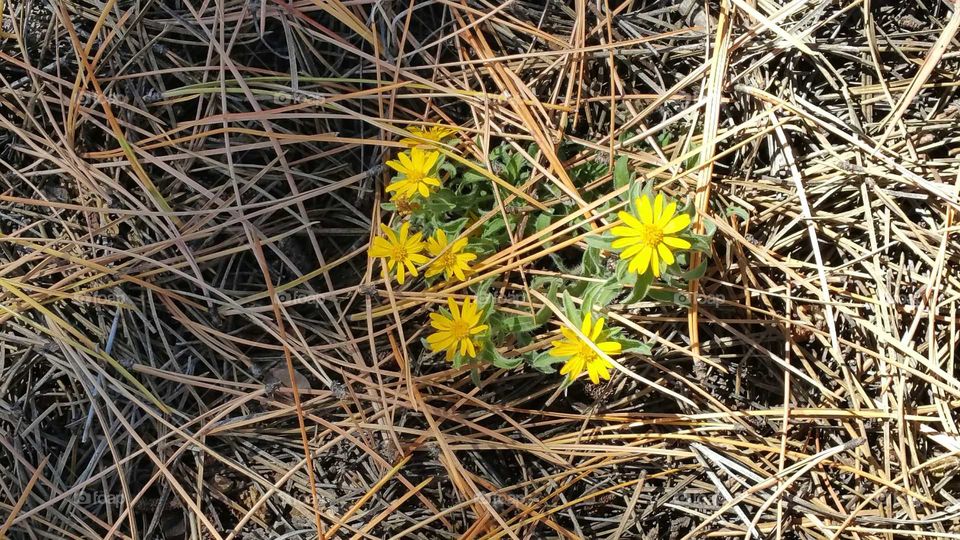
[2,0,960,538]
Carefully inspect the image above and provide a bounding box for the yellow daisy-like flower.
[550,313,622,384]
[425,230,476,281]
[368,222,428,285]
[611,192,692,277]
[427,297,489,361]
[400,125,456,147]
[385,148,442,199]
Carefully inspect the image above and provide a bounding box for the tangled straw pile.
[2,0,960,538]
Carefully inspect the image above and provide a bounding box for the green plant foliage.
[381,142,712,385]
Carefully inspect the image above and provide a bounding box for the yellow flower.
[550,313,621,384]
[385,148,442,199]
[611,192,692,277]
[400,125,455,147]
[427,297,488,361]
[368,222,428,285]
[426,230,476,281]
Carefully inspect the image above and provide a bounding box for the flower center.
[639,224,664,247]
[407,170,425,183]
[391,245,408,261]
[577,341,599,363]
[450,320,470,340]
[439,250,458,269]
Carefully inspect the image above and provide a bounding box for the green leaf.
[582,278,621,312]
[531,350,564,374]
[585,234,613,250]
[614,156,631,189]
[688,233,713,254]
[535,279,561,325]
[647,287,689,307]
[492,353,523,369]
[494,313,540,333]
[470,367,482,386]
[439,217,469,236]
[422,189,457,214]
[533,210,553,234]
[726,204,749,221]
[481,216,507,239]
[461,169,487,183]
[561,290,580,325]
[621,270,653,304]
[677,258,708,280]
[615,258,637,286]
[440,161,457,177]
[582,246,602,276]
[619,338,653,355]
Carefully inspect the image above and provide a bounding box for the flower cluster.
[369,125,477,286]
[369,138,708,384]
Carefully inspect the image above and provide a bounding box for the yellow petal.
[618,211,644,231]
[551,344,578,357]
[369,237,392,257]
[612,236,642,250]
[587,362,600,384]
[380,223,398,244]
[386,159,407,175]
[580,313,592,337]
[653,193,664,222]
[423,150,440,171]
[598,341,621,354]
[620,241,647,260]
[663,213,691,234]
[591,317,605,341]
[611,225,642,238]
[430,313,452,329]
[638,196,653,224]
[657,201,678,227]
[658,243,675,266]
[596,362,611,381]
[634,246,653,274]
[663,236,691,249]
[448,297,460,319]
